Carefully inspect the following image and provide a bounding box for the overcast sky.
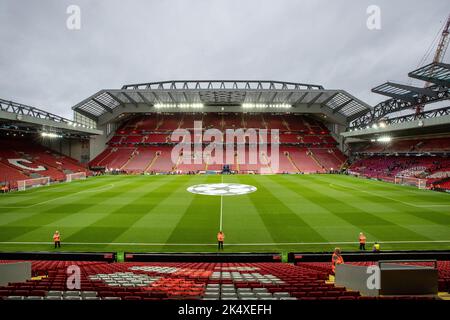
[1,0,449,119]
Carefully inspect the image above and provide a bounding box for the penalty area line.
[328,182,450,208]
[0,180,132,209]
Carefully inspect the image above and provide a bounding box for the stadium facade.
[0,62,449,190]
[72,80,370,165]
[1,63,450,303]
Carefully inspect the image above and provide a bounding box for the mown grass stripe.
[117,175,209,244]
[63,175,187,243]
[244,175,328,243]
[264,175,362,242]
[2,176,168,242]
[314,175,450,226]
[164,176,222,246]
[281,175,432,242]
[0,176,121,208]
[219,175,276,244]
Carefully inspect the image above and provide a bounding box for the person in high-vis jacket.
[331,248,344,274]
[53,231,61,248]
[359,232,367,251]
[373,242,381,252]
[217,231,224,250]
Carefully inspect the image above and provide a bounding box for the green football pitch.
[0,174,450,253]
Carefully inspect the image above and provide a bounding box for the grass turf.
[0,174,449,253]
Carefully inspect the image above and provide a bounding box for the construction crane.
[415,14,450,114]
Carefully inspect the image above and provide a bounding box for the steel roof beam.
[333,99,353,114]
[269,91,278,103]
[307,92,324,108]
[384,82,438,98]
[293,92,309,105]
[349,86,450,129]
[74,108,99,121]
[92,98,114,113]
[121,92,139,107]
[372,85,416,103]
[408,62,450,87]
[121,80,324,91]
[136,92,153,106]
[319,92,339,108]
[106,92,124,106]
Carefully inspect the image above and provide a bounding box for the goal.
[394,176,427,189]
[66,172,87,182]
[17,177,50,191]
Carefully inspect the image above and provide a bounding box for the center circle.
[187,183,257,196]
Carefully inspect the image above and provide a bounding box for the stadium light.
[372,124,378,129]
[379,122,386,128]
[41,132,63,138]
[242,103,291,109]
[154,103,204,109]
[377,136,392,143]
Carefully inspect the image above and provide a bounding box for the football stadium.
[1,0,450,311]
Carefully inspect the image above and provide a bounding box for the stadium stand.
[121,147,156,173]
[296,261,450,296]
[348,155,450,187]
[0,260,447,300]
[90,113,345,174]
[353,137,450,154]
[0,137,89,189]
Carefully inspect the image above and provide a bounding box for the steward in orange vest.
[359,232,366,251]
[53,231,61,248]
[217,231,224,251]
[331,248,344,274]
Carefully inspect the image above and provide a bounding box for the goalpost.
[66,172,87,182]
[17,177,50,191]
[394,176,427,189]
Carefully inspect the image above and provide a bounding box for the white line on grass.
[79,184,114,193]
[0,179,131,209]
[328,182,450,208]
[1,240,450,246]
[219,174,224,231]
[220,194,223,231]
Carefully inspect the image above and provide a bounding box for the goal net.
[17,177,50,191]
[66,172,87,182]
[394,176,427,189]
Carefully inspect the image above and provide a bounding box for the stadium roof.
[342,106,450,140]
[72,80,371,124]
[408,62,450,87]
[349,62,450,130]
[0,98,102,138]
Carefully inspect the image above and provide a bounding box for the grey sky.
[1,0,449,119]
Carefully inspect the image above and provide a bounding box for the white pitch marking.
[220,174,224,231]
[328,182,450,208]
[1,240,450,246]
[0,179,132,209]
[79,184,114,193]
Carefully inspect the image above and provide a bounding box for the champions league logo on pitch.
[170,121,280,174]
[187,183,257,196]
